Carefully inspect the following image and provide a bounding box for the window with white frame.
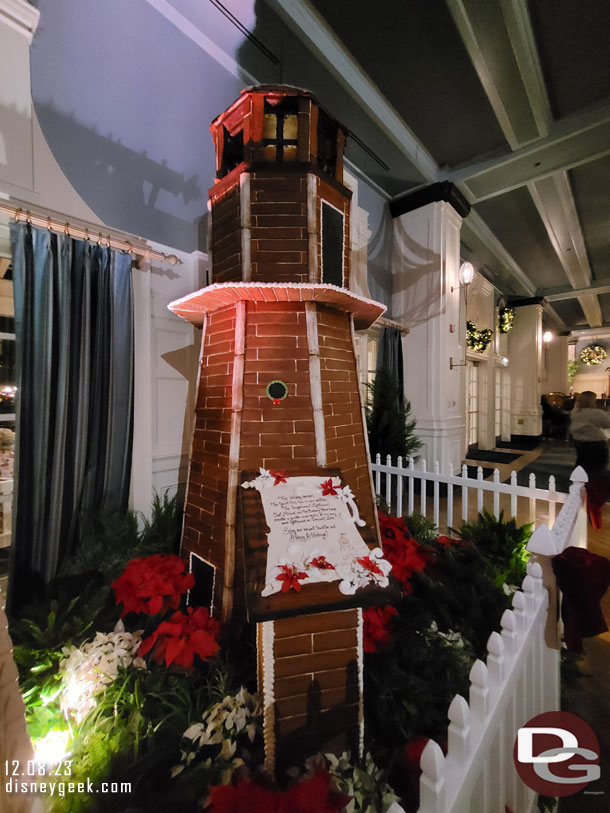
[495,370,501,438]
[467,362,478,447]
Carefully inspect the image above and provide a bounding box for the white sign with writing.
[241,470,391,597]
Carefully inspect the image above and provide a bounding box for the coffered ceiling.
[28,0,610,333]
[272,0,610,332]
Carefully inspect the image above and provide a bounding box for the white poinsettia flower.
[59,627,145,723]
[184,723,204,741]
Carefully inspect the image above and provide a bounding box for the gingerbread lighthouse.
[169,85,395,770]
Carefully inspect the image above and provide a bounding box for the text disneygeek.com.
[5,778,132,797]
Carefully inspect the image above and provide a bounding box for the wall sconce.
[459,261,475,286]
[543,330,553,343]
[451,261,475,309]
[502,356,509,367]
[449,262,477,370]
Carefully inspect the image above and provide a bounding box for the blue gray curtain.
[9,222,134,611]
[376,327,404,405]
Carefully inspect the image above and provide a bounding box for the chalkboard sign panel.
[321,202,344,287]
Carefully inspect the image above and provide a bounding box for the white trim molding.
[0,0,40,41]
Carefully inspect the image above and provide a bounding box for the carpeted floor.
[505,442,578,492]
[497,436,541,451]
[466,449,520,464]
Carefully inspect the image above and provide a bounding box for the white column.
[543,336,569,394]
[0,0,39,193]
[508,303,543,437]
[392,201,466,471]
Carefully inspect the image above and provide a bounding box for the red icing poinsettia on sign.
[111,553,194,616]
[320,477,340,496]
[138,606,220,669]
[276,563,309,593]
[308,555,335,570]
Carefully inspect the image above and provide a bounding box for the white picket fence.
[416,467,589,813]
[371,454,567,531]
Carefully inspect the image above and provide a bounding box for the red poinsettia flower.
[276,564,309,593]
[363,605,398,653]
[111,554,194,617]
[437,534,462,547]
[404,735,430,769]
[269,469,287,485]
[138,606,220,669]
[377,511,431,593]
[309,556,335,570]
[320,478,339,496]
[356,555,384,576]
[208,770,350,813]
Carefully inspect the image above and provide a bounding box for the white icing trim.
[305,302,327,466]
[239,172,251,282]
[261,620,276,774]
[222,300,246,621]
[307,173,318,282]
[357,607,364,758]
[187,551,216,615]
[168,279,386,312]
[350,316,383,543]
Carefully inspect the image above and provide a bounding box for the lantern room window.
[262,99,298,162]
[221,126,244,176]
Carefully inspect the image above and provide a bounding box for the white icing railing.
[371,454,569,531]
[416,467,588,813]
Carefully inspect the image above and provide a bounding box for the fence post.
[447,695,471,765]
[419,739,446,813]
[570,466,588,548]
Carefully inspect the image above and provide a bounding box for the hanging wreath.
[466,321,493,353]
[498,306,515,334]
[579,344,607,366]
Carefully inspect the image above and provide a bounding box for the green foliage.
[366,367,421,461]
[560,647,586,705]
[365,601,473,755]
[59,663,227,812]
[364,512,532,770]
[453,509,532,588]
[403,512,438,545]
[323,751,400,813]
[63,490,182,583]
[409,540,512,658]
[567,359,578,384]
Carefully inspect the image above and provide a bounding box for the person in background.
[569,390,610,529]
[570,390,610,474]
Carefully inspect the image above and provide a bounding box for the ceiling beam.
[269,0,576,328]
[445,0,543,148]
[449,104,610,201]
[499,0,551,137]
[445,0,601,328]
[267,0,439,182]
[569,326,610,340]
[542,276,610,302]
[528,173,602,325]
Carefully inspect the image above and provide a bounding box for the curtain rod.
[0,203,182,266]
[376,316,410,334]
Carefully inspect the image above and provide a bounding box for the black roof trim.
[389,181,471,219]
